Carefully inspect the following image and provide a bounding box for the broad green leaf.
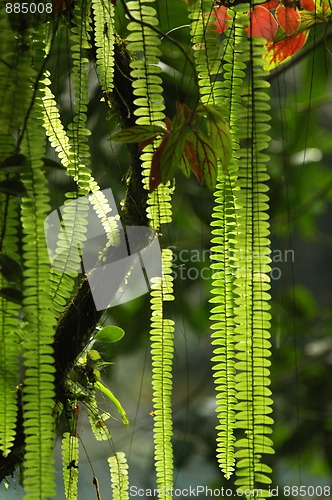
[0,253,22,284]
[42,157,66,170]
[197,104,232,170]
[193,129,218,191]
[159,120,187,184]
[95,325,125,343]
[179,150,191,178]
[182,128,202,182]
[95,381,129,427]
[0,153,26,173]
[149,135,168,192]
[0,179,26,195]
[0,287,23,304]
[110,125,166,143]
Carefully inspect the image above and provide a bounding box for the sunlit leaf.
[300,0,315,11]
[211,5,231,34]
[110,125,165,143]
[149,135,169,192]
[95,381,129,427]
[182,140,199,180]
[159,119,187,185]
[193,130,218,191]
[276,4,301,35]
[95,325,125,343]
[198,104,232,170]
[260,0,279,9]
[264,30,309,70]
[247,5,278,41]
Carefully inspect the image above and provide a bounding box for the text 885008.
[6,3,53,14]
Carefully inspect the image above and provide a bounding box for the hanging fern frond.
[62,432,79,500]
[124,2,175,498]
[231,23,274,498]
[42,78,121,226]
[210,15,249,483]
[0,195,21,457]
[42,77,120,316]
[188,0,240,478]
[188,0,224,104]
[150,251,175,500]
[87,398,112,441]
[0,8,23,457]
[108,452,129,500]
[0,210,21,457]
[92,0,115,95]
[189,0,274,491]
[20,92,57,500]
[67,0,93,197]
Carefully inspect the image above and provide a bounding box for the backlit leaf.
[199,104,232,170]
[182,140,200,180]
[247,5,278,41]
[300,0,315,11]
[264,30,308,69]
[211,5,231,34]
[95,325,125,343]
[159,120,187,185]
[149,135,169,192]
[297,9,328,30]
[110,125,165,143]
[194,130,218,191]
[276,4,301,35]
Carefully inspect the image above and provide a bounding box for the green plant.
[0,0,331,499]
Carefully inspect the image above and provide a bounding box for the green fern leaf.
[21,86,57,500]
[62,432,79,500]
[108,452,129,500]
[92,0,115,95]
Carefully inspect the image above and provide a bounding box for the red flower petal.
[276,4,301,35]
[247,5,278,42]
[265,30,308,69]
[212,6,231,34]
